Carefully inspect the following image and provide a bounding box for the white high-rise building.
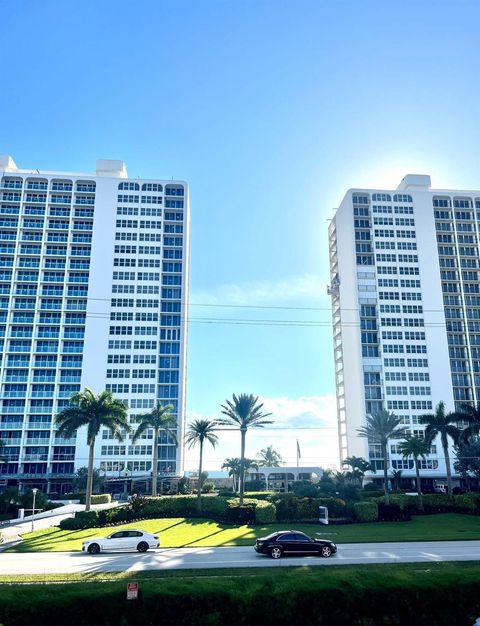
[0,155,189,493]
[328,174,480,488]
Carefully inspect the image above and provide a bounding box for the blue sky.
[2,0,480,471]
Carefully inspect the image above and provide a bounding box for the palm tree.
[242,458,259,488]
[55,388,129,511]
[218,394,272,504]
[454,401,480,444]
[256,445,283,467]
[390,469,403,492]
[222,457,242,492]
[343,456,375,488]
[419,401,461,494]
[132,402,177,497]
[398,436,431,510]
[357,410,409,504]
[185,418,219,511]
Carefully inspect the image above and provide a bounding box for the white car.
[82,529,160,554]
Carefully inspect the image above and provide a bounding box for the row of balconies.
[1,438,75,446]
[1,193,95,205]
[1,181,95,192]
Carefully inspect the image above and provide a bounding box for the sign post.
[126,582,139,601]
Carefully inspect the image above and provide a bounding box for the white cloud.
[190,273,329,307]
[184,393,340,473]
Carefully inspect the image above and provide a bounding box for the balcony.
[0,422,23,429]
[54,438,76,445]
[50,196,72,204]
[25,437,50,445]
[23,454,48,462]
[74,196,95,205]
[1,438,22,445]
[4,376,28,383]
[1,406,25,413]
[28,422,51,429]
[51,454,75,461]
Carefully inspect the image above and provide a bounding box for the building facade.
[0,155,189,493]
[328,174,480,486]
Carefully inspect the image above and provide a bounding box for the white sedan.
[82,529,160,554]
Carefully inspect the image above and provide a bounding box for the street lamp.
[31,488,38,533]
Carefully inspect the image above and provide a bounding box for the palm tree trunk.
[382,442,389,505]
[152,428,159,497]
[415,459,423,511]
[85,440,95,512]
[197,439,204,512]
[443,435,453,494]
[239,427,246,505]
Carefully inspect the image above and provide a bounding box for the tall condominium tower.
[0,155,189,493]
[328,174,480,488]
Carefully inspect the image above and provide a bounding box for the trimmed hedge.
[353,501,378,522]
[140,495,230,520]
[246,499,276,523]
[90,494,112,505]
[456,492,480,513]
[59,510,100,530]
[272,494,347,521]
[378,503,411,522]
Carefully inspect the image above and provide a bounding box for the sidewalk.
[0,501,121,547]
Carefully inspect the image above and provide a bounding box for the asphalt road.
[2,541,480,575]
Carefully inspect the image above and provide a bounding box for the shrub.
[363,483,382,492]
[59,517,83,530]
[226,503,255,524]
[201,482,215,494]
[272,494,346,521]
[378,503,411,521]
[242,491,272,501]
[421,494,455,513]
[353,501,378,522]
[242,499,276,524]
[98,506,129,525]
[455,492,480,514]
[291,481,319,498]
[44,501,63,511]
[363,490,386,498]
[137,495,230,520]
[59,510,100,530]
[90,494,112,505]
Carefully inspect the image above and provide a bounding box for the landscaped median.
[2,562,480,625]
[7,513,480,552]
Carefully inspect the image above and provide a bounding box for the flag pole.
[296,439,299,482]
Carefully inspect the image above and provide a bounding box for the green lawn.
[7,512,480,553]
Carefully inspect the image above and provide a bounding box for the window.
[118,182,139,191]
[141,183,163,192]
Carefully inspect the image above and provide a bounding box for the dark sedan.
[254,530,337,559]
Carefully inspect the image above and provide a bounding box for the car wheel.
[320,546,332,558]
[88,543,100,555]
[270,546,283,559]
[137,541,149,553]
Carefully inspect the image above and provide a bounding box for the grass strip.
[2,562,480,625]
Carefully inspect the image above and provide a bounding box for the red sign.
[127,582,139,600]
